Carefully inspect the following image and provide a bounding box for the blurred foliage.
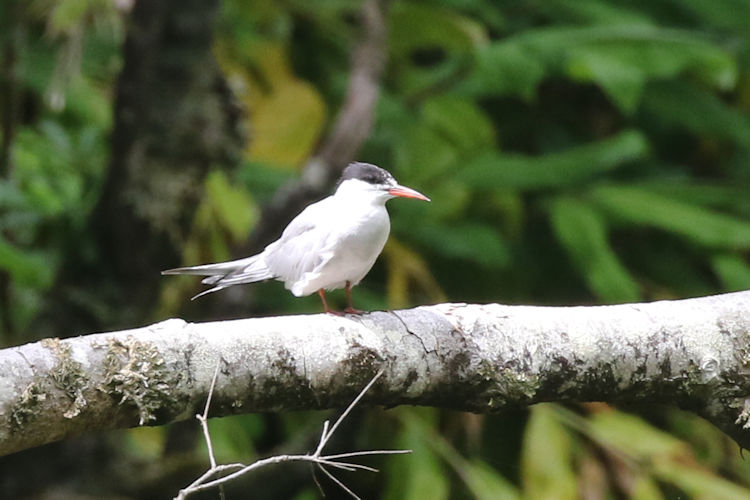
[3,0,750,498]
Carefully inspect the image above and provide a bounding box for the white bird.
[162,162,430,314]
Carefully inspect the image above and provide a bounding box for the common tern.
[162,162,430,314]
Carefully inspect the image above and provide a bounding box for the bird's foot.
[344,307,365,315]
[325,309,345,316]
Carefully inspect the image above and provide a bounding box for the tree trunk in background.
[34,0,244,338]
[5,0,244,497]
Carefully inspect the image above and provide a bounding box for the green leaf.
[711,254,750,292]
[407,221,510,269]
[677,0,750,34]
[655,459,750,500]
[395,122,461,181]
[566,32,736,112]
[394,96,496,184]
[629,182,750,215]
[550,198,640,302]
[421,95,497,152]
[205,171,258,241]
[388,1,485,96]
[643,80,750,144]
[463,459,520,500]
[389,1,484,56]
[124,427,166,460]
[385,411,449,500]
[587,410,687,460]
[456,130,649,190]
[590,186,750,249]
[205,414,263,463]
[631,475,665,500]
[539,0,656,27]
[398,409,519,500]
[463,24,736,110]
[588,410,750,499]
[461,41,547,100]
[567,46,647,113]
[521,404,578,500]
[248,77,327,168]
[0,238,55,289]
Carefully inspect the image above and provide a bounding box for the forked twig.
[175,368,411,499]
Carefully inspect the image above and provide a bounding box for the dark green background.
[2,0,750,498]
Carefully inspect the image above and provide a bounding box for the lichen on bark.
[41,337,89,419]
[97,335,182,425]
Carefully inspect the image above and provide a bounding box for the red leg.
[344,281,364,314]
[318,289,342,316]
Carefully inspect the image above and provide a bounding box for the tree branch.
[2,291,750,456]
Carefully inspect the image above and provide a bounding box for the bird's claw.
[344,307,365,315]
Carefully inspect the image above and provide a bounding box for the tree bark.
[34,0,244,337]
[2,291,750,456]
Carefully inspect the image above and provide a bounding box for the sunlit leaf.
[124,427,166,460]
[667,409,733,469]
[204,171,258,241]
[584,408,750,499]
[631,475,665,500]
[247,78,326,168]
[204,414,264,463]
[711,254,750,292]
[655,458,750,500]
[463,459,520,500]
[521,404,578,500]
[385,239,447,309]
[587,410,687,460]
[399,409,520,500]
[385,410,449,500]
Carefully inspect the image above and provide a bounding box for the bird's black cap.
[338,162,394,187]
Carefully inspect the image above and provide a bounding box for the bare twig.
[175,368,412,499]
[198,363,220,469]
[191,363,227,500]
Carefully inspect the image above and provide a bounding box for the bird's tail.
[162,254,272,300]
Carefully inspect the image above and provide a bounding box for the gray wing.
[263,199,337,287]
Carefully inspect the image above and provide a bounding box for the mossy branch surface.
[1,291,750,456]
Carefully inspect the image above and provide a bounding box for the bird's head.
[335,162,430,203]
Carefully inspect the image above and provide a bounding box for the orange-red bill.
[388,185,430,201]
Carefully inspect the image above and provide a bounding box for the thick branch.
[2,291,750,456]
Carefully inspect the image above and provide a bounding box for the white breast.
[287,204,391,296]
